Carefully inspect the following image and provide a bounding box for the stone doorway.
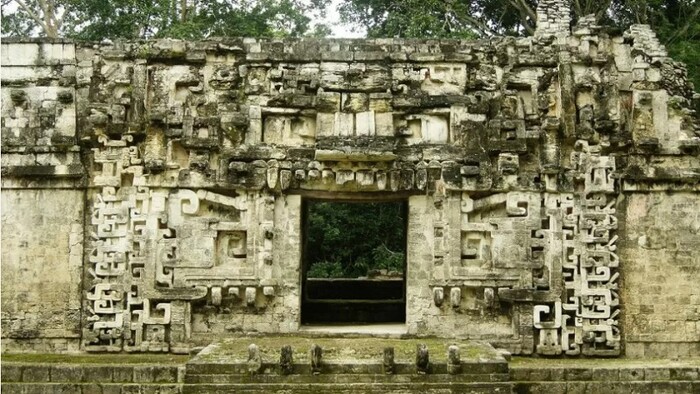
[300,199,408,325]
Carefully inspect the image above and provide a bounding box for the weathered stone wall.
[0,189,84,353]
[1,39,85,353]
[621,192,700,358]
[2,0,698,357]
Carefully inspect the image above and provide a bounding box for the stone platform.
[2,337,699,393]
[184,337,511,393]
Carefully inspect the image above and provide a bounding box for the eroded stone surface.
[1,0,699,358]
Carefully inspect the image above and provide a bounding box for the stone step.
[1,363,182,384]
[4,379,698,394]
[1,382,182,394]
[509,366,700,382]
[185,361,507,376]
[184,372,511,384]
[511,380,699,393]
[182,382,513,394]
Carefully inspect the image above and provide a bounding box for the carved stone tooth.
[245,287,256,307]
[383,347,395,375]
[484,287,495,308]
[416,344,429,374]
[211,287,222,306]
[310,344,322,375]
[247,344,262,374]
[433,287,444,307]
[450,287,461,308]
[447,345,461,375]
[279,345,294,375]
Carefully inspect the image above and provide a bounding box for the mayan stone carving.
[2,0,699,357]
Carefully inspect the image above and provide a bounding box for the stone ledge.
[0,363,182,384]
[509,366,700,382]
[512,381,698,394]
[0,383,182,394]
[3,354,699,394]
[1,164,84,178]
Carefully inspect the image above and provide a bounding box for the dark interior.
[301,199,407,324]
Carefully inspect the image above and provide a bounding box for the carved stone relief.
[2,0,698,357]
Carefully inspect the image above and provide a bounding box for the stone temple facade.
[2,0,699,358]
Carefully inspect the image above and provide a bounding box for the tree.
[338,0,700,88]
[306,202,406,278]
[1,0,330,40]
[1,0,69,38]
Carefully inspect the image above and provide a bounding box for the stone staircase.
[2,338,698,393]
[509,363,700,393]
[183,360,511,393]
[182,338,511,393]
[1,363,183,393]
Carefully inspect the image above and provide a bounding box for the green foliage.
[1,0,329,40]
[338,0,480,39]
[371,244,405,272]
[667,40,700,90]
[337,0,538,38]
[338,0,700,90]
[306,202,406,278]
[3,0,696,88]
[649,1,700,89]
[306,261,344,278]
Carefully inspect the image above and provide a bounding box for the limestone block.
[375,112,394,136]
[1,66,55,83]
[404,114,449,144]
[420,64,467,95]
[1,43,40,66]
[334,112,354,136]
[321,62,390,91]
[263,115,315,146]
[316,113,336,137]
[355,111,375,136]
[316,92,341,112]
[341,92,368,112]
[369,92,392,112]
[1,190,83,340]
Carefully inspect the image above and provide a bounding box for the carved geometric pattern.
[533,143,620,356]
[84,136,275,353]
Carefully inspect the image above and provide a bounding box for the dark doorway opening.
[301,199,408,324]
